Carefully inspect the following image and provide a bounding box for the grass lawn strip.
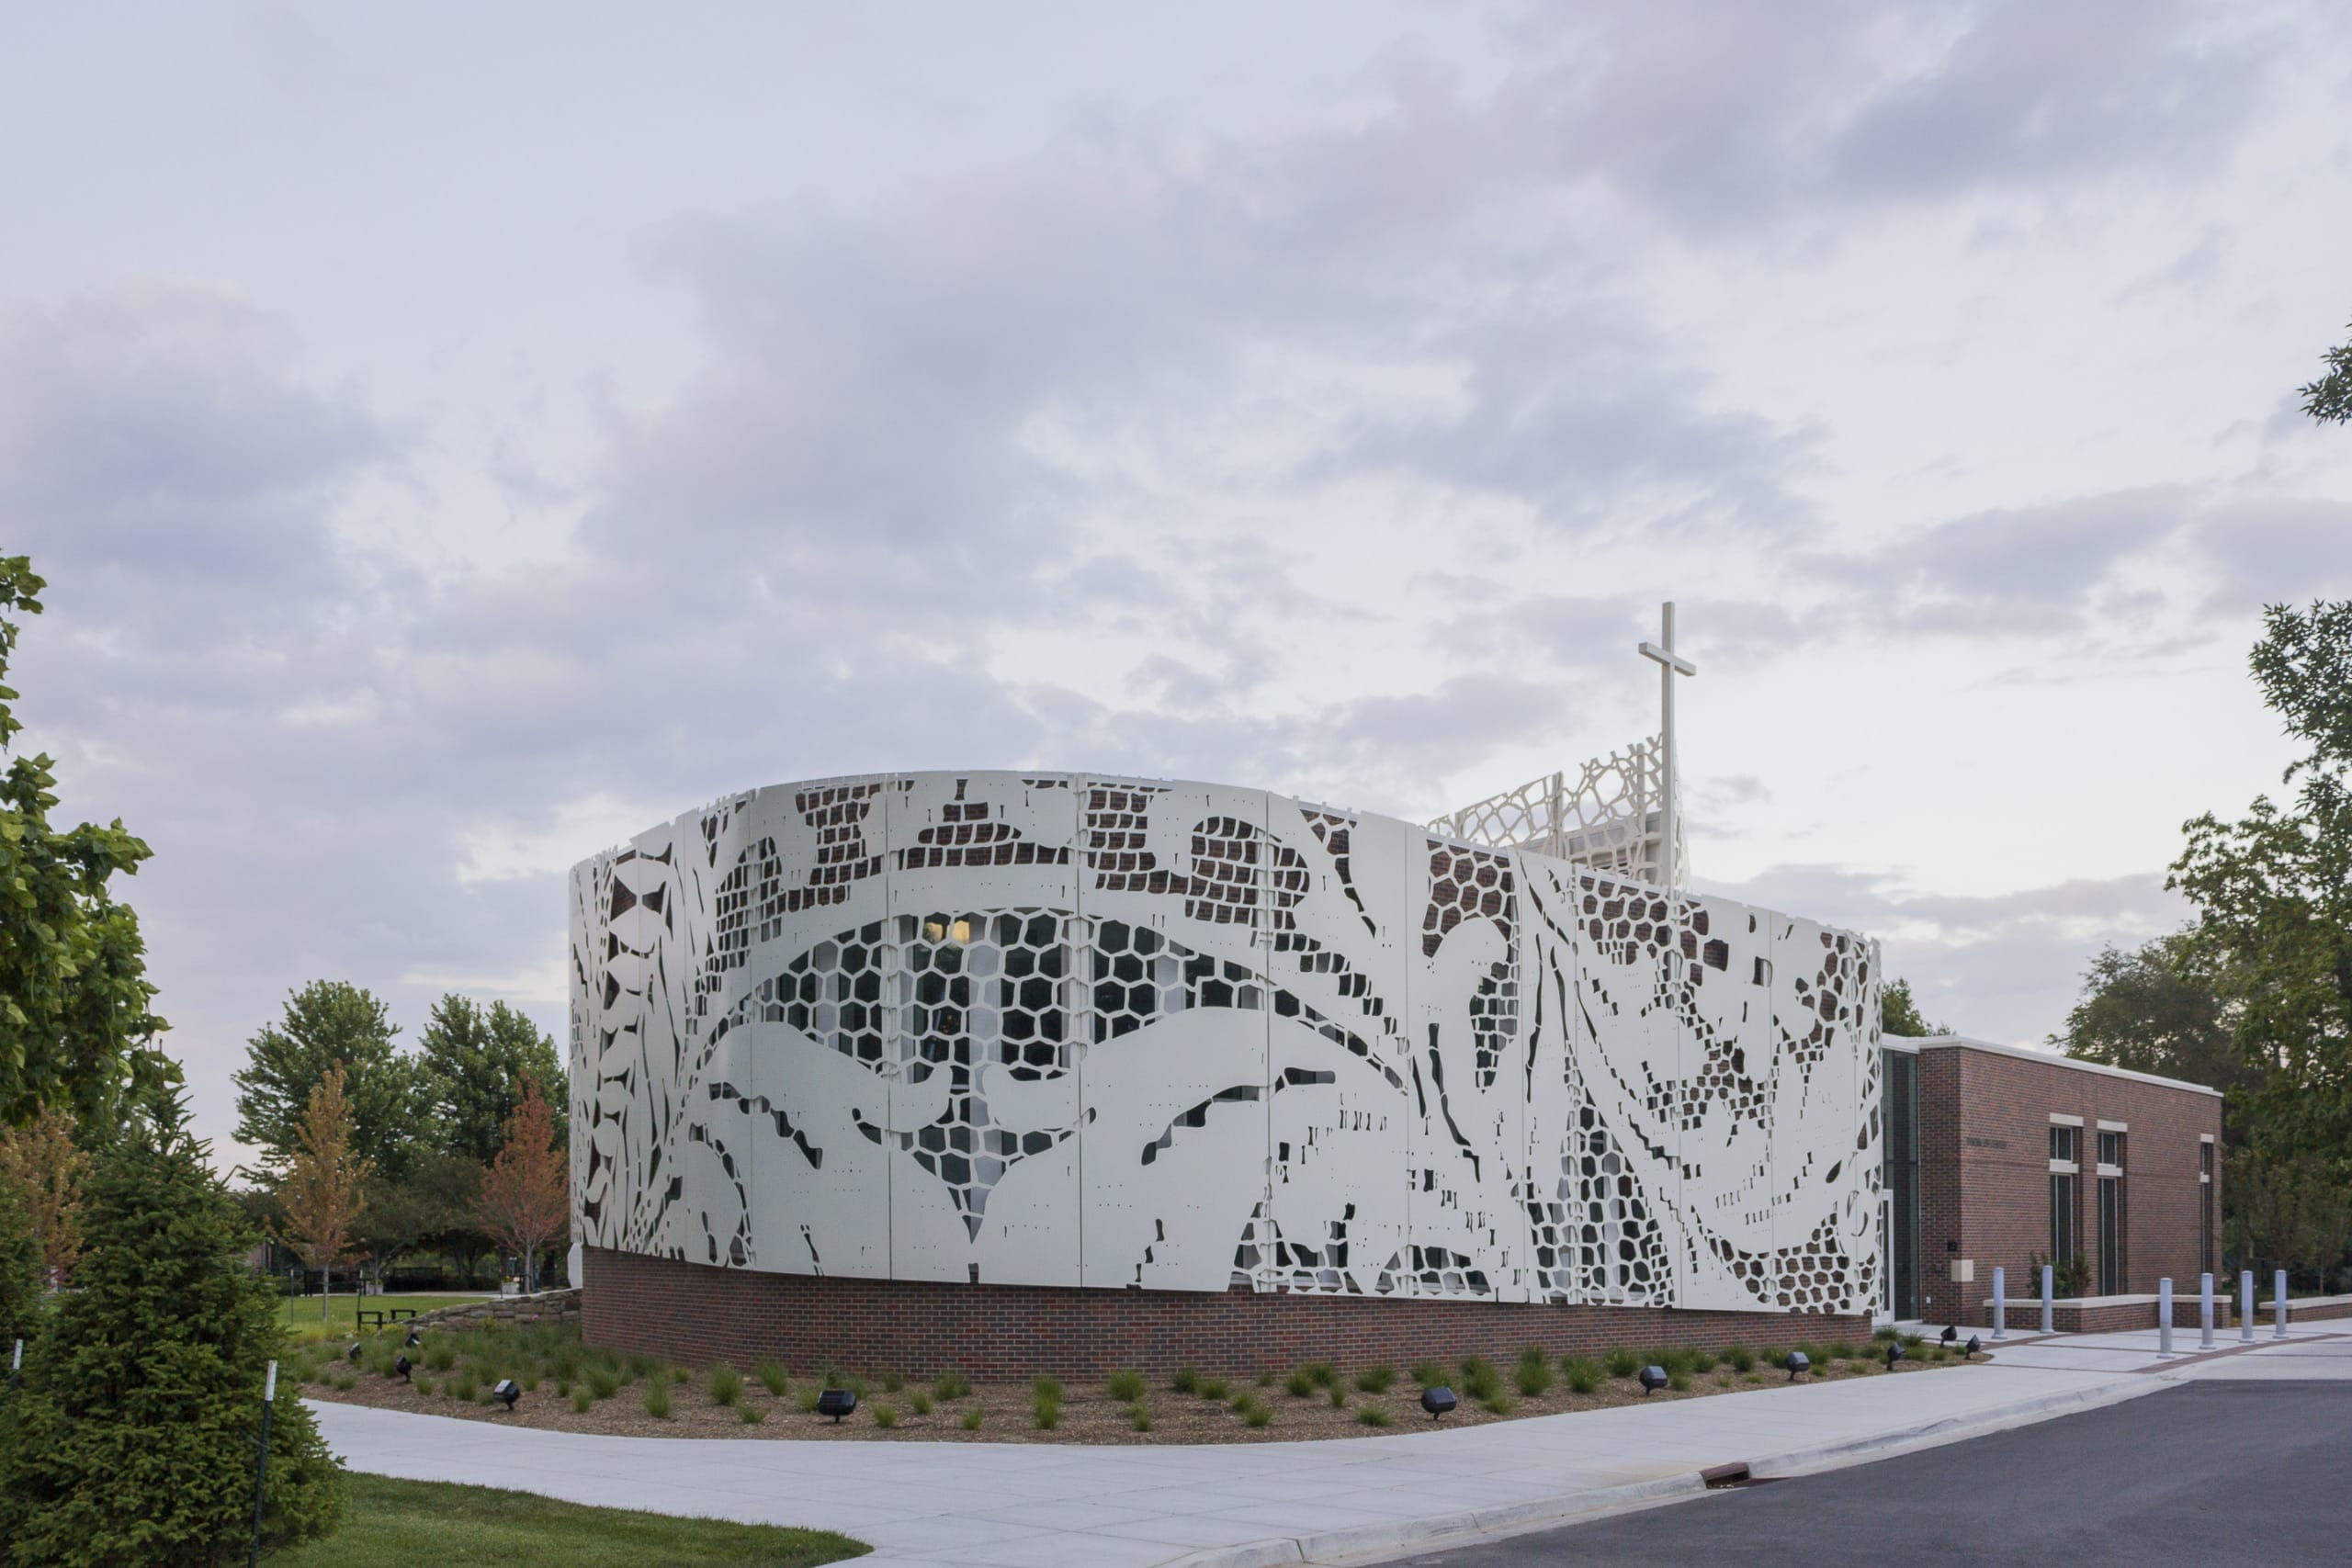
[277,1293,489,1341]
[271,1473,866,1567]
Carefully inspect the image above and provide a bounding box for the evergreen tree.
[232,981,417,1180]
[0,1091,343,1566]
[415,994,565,1164]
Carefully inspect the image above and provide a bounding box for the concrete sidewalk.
[306,1323,2352,1568]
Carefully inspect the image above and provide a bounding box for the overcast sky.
[6,2,2350,1170]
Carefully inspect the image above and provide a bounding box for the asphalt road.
[1393,1382,2352,1568]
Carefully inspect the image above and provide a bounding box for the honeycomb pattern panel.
[569,769,1884,1320]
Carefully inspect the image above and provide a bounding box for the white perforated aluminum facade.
[570,771,1883,1315]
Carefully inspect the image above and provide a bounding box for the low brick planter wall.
[1974,1292,2241,1333]
[582,1247,1871,1378]
[402,1289,582,1335]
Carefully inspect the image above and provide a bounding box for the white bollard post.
[2041,1264,2054,1335]
[2159,1278,2174,1358]
[2275,1269,2290,1340]
[2199,1272,2215,1349]
[2240,1270,2255,1344]
[1992,1266,2007,1340]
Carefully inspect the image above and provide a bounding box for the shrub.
[874,1404,898,1428]
[1354,1366,1396,1394]
[1604,1348,1640,1379]
[1563,1358,1601,1395]
[961,1407,985,1431]
[1244,1404,1272,1429]
[1724,1347,1755,1373]
[755,1359,789,1397]
[571,1387,593,1414]
[1170,1367,1200,1393]
[1196,1377,1230,1401]
[644,1380,672,1419]
[1901,1332,1927,1353]
[1358,1407,1393,1427]
[1106,1370,1146,1402]
[934,1370,973,1400]
[1872,1325,1900,1343]
[910,1390,934,1415]
[708,1364,743,1406]
[1411,1359,1448,1388]
[1514,1348,1553,1397]
[740,1404,765,1424]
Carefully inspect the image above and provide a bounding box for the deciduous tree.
[0,556,174,1127]
[473,1076,566,1295]
[0,1091,343,1565]
[1880,976,1950,1039]
[274,1066,371,1321]
[416,993,564,1164]
[0,1106,90,1288]
[232,980,416,1179]
[2302,319,2352,425]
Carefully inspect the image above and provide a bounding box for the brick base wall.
[582,1247,1872,1378]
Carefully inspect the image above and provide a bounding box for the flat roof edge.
[1890,1033,2222,1098]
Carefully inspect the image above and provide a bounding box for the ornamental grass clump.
[1411,1359,1448,1388]
[1195,1376,1230,1401]
[1132,1404,1152,1432]
[587,1368,620,1401]
[740,1404,765,1425]
[962,1406,985,1431]
[1724,1347,1755,1373]
[644,1380,672,1419]
[796,1388,821,1413]
[1170,1367,1200,1394]
[1459,1357,1501,1402]
[1326,1384,1347,1409]
[755,1359,789,1397]
[874,1404,898,1428]
[1604,1348,1640,1379]
[1285,1367,1317,1398]
[1353,1366,1396,1394]
[934,1370,973,1400]
[1243,1403,1272,1429]
[1563,1357,1601,1395]
[571,1387,593,1415]
[708,1363,743,1406]
[1357,1407,1392,1427]
[910,1390,934,1415]
[1514,1348,1553,1397]
[1106,1370,1146,1402]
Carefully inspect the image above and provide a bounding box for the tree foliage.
[0,1178,39,1351]
[2049,934,2263,1134]
[0,556,175,1127]
[274,1066,371,1316]
[416,994,564,1164]
[2171,602,2352,1169]
[0,1092,343,1566]
[472,1077,566,1294]
[1880,976,1949,1038]
[232,981,416,1180]
[0,1107,88,1287]
[2302,319,2352,425]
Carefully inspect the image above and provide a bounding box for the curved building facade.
[571,770,1883,1372]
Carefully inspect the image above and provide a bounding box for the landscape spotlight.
[1885,1341,1905,1371]
[1783,1351,1810,1382]
[393,1355,413,1383]
[1638,1365,1669,1396]
[1419,1386,1458,1421]
[492,1379,521,1412]
[1939,1325,1957,1348]
[1964,1336,1982,1359]
[405,1328,423,1348]
[816,1388,858,1424]
[345,1342,363,1363]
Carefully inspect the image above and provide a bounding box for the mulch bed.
[303,1351,1991,1445]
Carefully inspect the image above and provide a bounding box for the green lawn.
[273,1474,868,1566]
[277,1293,486,1341]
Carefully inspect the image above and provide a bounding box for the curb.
[1163,1375,2168,1567]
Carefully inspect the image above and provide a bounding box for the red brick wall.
[1912,1043,2222,1325]
[582,1248,1873,1377]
